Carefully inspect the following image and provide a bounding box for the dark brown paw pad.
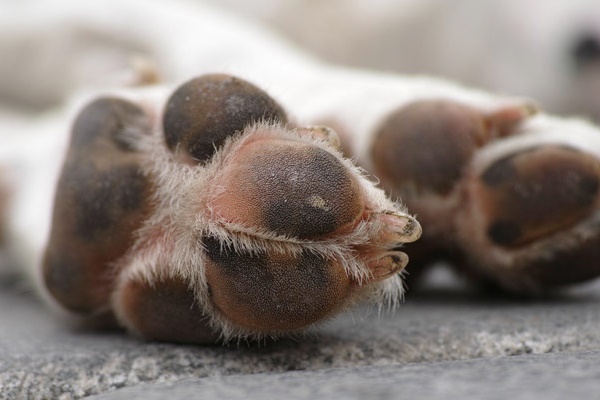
[43,97,154,313]
[455,144,600,292]
[477,146,600,247]
[202,236,353,332]
[163,74,287,164]
[116,275,220,344]
[371,100,535,196]
[372,100,488,195]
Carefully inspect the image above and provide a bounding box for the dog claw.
[366,251,409,282]
[380,210,422,245]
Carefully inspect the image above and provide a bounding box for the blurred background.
[209,0,600,122]
[1,0,600,123]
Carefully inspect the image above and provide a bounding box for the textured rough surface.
[1,265,600,399]
[88,350,600,400]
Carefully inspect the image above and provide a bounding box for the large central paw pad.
[211,138,364,239]
[43,74,421,343]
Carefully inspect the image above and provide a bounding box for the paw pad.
[43,74,420,341]
[203,236,351,332]
[43,97,153,312]
[372,100,488,195]
[211,139,364,239]
[117,275,219,343]
[163,74,287,164]
[478,146,600,247]
[368,98,600,292]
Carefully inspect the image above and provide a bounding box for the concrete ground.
[1,265,600,399]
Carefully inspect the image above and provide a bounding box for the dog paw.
[370,99,600,293]
[458,126,600,293]
[42,74,421,343]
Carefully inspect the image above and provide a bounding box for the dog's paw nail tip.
[368,251,409,281]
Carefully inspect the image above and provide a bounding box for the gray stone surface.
[1,267,600,399]
[88,350,600,400]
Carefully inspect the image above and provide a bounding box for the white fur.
[209,0,600,120]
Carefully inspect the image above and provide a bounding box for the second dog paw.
[370,98,600,293]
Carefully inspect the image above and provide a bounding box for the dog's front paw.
[370,99,600,293]
[43,74,421,343]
